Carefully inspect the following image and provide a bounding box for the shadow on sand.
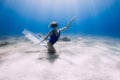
[37,52,59,63]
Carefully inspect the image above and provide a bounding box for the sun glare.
[2,0,115,22]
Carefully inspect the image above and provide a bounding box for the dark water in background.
[0,0,120,38]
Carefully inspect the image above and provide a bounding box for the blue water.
[0,0,120,38]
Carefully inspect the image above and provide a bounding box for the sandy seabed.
[0,36,120,80]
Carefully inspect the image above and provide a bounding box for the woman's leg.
[47,42,56,53]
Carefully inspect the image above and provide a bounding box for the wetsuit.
[49,30,60,45]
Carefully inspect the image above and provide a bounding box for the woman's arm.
[60,16,76,32]
[41,31,52,43]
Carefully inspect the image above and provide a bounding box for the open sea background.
[1,1,120,80]
[0,0,120,38]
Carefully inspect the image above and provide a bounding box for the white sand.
[0,36,120,80]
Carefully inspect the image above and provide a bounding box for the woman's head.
[49,21,58,28]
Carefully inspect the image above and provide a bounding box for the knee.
[47,42,56,53]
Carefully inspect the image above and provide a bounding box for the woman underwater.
[41,16,76,54]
